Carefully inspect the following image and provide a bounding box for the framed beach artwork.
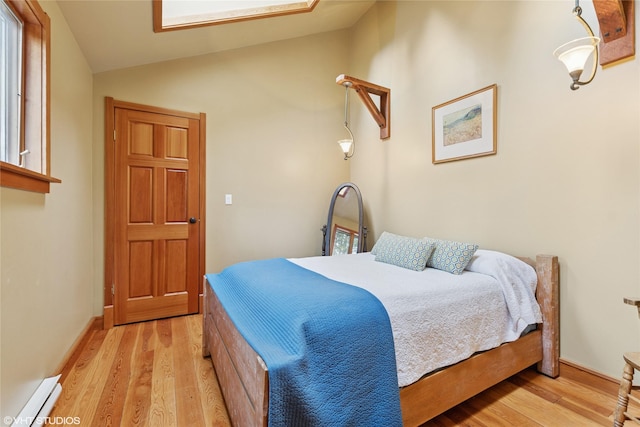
[432,84,497,164]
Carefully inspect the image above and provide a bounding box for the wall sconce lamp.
[553,0,600,90]
[338,81,355,160]
[335,74,390,159]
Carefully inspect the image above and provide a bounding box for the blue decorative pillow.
[371,232,435,271]
[425,237,479,275]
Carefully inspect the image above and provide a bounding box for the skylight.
[153,0,319,32]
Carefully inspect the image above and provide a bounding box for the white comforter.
[289,250,542,387]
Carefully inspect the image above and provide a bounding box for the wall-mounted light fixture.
[553,0,600,90]
[334,74,390,160]
[338,81,355,160]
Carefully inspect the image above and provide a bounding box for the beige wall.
[2,0,639,417]
[348,1,640,379]
[91,30,351,312]
[0,1,94,418]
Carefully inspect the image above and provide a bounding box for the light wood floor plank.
[92,322,139,425]
[173,315,207,426]
[50,314,633,426]
[482,381,603,426]
[514,370,615,423]
[186,314,231,426]
[121,326,154,426]
[464,392,542,427]
[70,327,124,425]
[149,318,177,426]
[54,325,124,424]
[52,331,97,418]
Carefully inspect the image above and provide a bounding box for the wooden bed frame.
[202,254,559,426]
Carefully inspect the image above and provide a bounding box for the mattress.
[289,250,542,387]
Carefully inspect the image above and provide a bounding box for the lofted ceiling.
[56,0,376,74]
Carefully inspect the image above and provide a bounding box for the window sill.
[0,161,61,193]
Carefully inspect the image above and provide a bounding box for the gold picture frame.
[432,84,497,164]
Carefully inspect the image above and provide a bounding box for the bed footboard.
[203,277,268,427]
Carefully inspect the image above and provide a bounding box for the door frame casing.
[103,97,206,329]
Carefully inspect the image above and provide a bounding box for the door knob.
[189,217,197,224]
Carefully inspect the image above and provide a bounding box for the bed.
[202,241,559,426]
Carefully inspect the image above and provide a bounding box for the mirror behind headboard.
[322,182,367,255]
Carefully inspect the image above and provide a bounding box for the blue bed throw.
[206,258,402,427]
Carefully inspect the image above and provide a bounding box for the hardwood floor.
[50,314,638,426]
[51,315,230,426]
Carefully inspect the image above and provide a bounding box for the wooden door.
[105,99,205,326]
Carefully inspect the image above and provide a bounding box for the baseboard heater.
[12,375,62,426]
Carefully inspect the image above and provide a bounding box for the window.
[153,0,319,32]
[332,225,359,255]
[1,1,22,165]
[0,0,59,193]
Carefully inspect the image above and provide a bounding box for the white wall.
[0,1,94,418]
[349,0,640,379]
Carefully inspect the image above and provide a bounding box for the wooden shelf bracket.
[593,0,635,66]
[336,74,390,140]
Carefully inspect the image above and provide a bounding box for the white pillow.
[465,249,536,287]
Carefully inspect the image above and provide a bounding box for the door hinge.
[111,283,115,295]
[113,129,116,142]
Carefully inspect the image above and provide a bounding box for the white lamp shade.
[338,139,353,154]
[553,36,600,73]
